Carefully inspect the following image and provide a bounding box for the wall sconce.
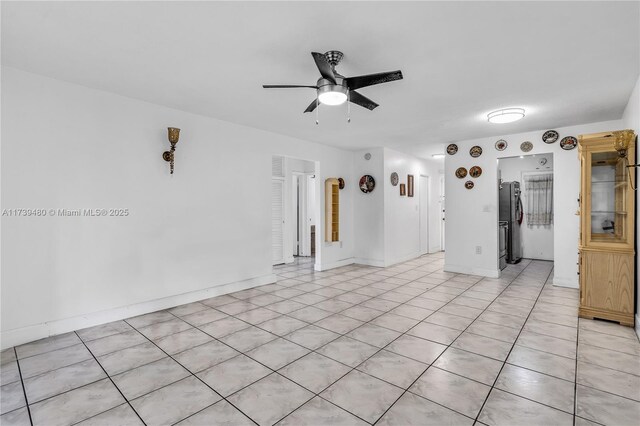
[614,129,634,158]
[162,127,180,174]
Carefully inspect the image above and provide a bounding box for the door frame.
[419,174,430,255]
[271,177,285,265]
[440,175,445,251]
[293,171,315,257]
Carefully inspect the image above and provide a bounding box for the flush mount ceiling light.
[487,108,525,124]
[432,154,445,159]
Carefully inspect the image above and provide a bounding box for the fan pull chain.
[347,91,351,123]
[315,99,319,125]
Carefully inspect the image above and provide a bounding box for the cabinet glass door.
[590,150,628,242]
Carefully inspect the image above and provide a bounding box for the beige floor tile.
[479,388,573,426]
[433,347,503,385]
[495,364,574,413]
[576,384,640,425]
[276,396,367,426]
[228,373,313,426]
[507,345,576,381]
[377,392,474,425]
[321,370,403,424]
[410,367,490,418]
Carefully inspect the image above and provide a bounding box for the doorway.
[498,154,554,263]
[419,175,429,254]
[292,172,316,257]
[272,155,316,266]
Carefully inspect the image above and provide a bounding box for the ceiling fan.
[263,51,403,113]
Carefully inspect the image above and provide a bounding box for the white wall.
[445,119,622,285]
[499,154,554,261]
[621,74,639,335]
[0,67,355,348]
[353,148,386,265]
[353,148,441,267]
[383,148,442,265]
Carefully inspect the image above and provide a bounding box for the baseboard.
[444,264,500,278]
[428,246,441,254]
[635,314,640,339]
[0,273,277,350]
[552,276,579,289]
[314,258,355,271]
[353,257,386,268]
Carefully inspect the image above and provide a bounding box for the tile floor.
[1,254,639,425]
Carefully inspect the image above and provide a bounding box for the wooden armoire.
[578,129,636,326]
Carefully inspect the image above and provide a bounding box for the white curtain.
[525,174,553,226]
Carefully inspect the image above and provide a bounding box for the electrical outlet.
[475,246,482,254]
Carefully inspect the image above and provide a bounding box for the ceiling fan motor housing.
[324,51,344,67]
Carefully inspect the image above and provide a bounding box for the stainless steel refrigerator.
[499,181,522,264]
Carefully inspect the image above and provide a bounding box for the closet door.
[272,179,285,265]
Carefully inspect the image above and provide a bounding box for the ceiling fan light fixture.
[317,84,348,106]
[487,108,525,124]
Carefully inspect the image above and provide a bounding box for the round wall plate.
[520,141,533,152]
[469,166,482,178]
[390,172,399,186]
[338,178,345,189]
[364,153,372,160]
[465,180,475,189]
[469,146,482,157]
[539,157,548,166]
[447,144,458,155]
[560,136,578,150]
[455,167,468,179]
[542,130,559,144]
[495,139,507,151]
[359,175,375,193]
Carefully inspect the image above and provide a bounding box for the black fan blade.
[345,70,403,90]
[349,91,379,110]
[263,85,318,89]
[304,98,318,113]
[311,52,336,84]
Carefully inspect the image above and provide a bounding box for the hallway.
[1,255,638,425]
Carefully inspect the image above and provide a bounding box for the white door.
[419,175,429,254]
[272,179,285,265]
[440,175,445,251]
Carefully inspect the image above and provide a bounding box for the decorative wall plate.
[520,141,533,152]
[465,180,474,189]
[390,172,399,186]
[469,146,483,157]
[542,130,559,144]
[338,178,345,189]
[455,167,468,179]
[560,136,578,150]
[539,157,548,166]
[447,144,458,155]
[495,139,508,151]
[359,175,376,193]
[469,166,482,178]
[364,153,372,160]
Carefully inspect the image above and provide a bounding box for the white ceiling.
[2,1,638,158]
